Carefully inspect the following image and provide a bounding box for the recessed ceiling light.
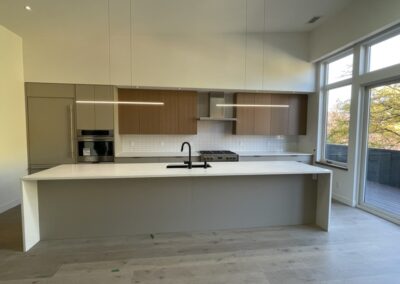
[25,5,32,11]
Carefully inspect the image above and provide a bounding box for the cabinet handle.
[69,104,74,159]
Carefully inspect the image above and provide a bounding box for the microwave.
[77,130,114,163]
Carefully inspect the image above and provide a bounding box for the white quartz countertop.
[115,151,312,158]
[23,161,330,181]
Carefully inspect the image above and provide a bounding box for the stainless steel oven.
[77,130,114,163]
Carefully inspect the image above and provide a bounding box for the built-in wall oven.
[77,130,114,163]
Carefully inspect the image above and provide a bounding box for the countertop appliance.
[199,150,239,162]
[77,130,114,163]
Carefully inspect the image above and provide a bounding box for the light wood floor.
[0,202,400,284]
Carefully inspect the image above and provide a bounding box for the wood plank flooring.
[0,202,399,283]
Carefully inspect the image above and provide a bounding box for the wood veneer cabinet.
[118,89,197,135]
[234,93,307,135]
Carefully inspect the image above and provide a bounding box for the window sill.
[315,161,348,171]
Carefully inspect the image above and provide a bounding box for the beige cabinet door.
[27,97,76,165]
[94,85,114,130]
[76,84,95,130]
[26,82,75,98]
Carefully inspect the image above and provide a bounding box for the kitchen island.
[21,161,332,252]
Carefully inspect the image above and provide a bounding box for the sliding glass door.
[360,82,400,219]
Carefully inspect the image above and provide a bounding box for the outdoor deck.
[365,181,400,216]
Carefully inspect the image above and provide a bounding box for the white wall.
[0,0,315,92]
[310,0,400,61]
[0,26,27,213]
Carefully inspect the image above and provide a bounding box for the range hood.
[198,92,237,121]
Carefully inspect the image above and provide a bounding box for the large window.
[320,52,353,167]
[362,83,400,217]
[318,26,400,224]
[368,33,400,72]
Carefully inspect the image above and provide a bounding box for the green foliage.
[327,84,400,150]
[368,84,400,150]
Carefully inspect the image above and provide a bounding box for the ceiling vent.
[308,16,321,24]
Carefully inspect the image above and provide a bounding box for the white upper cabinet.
[245,0,265,90]
[131,0,246,89]
[0,0,315,92]
[109,0,132,86]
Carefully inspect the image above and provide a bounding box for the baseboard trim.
[332,193,354,207]
[0,199,21,214]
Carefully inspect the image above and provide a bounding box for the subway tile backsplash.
[118,121,298,154]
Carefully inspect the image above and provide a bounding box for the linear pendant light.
[216,104,289,108]
[76,100,164,106]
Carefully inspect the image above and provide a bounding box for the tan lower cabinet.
[118,89,197,135]
[76,85,114,130]
[234,93,307,135]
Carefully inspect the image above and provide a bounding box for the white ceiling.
[265,0,353,31]
[0,0,353,33]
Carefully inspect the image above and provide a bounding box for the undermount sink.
[166,162,211,169]
[168,142,211,169]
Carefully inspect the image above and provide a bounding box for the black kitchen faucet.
[181,141,192,169]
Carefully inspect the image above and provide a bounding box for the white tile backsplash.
[118,121,298,155]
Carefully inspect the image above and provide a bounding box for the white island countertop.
[23,161,330,181]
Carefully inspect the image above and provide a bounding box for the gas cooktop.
[199,150,239,162]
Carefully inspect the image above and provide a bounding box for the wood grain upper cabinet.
[234,93,307,135]
[118,89,141,134]
[118,89,197,135]
[269,94,290,135]
[234,93,255,135]
[269,93,308,135]
[139,90,162,134]
[76,85,114,130]
[178,91,197,134]
[160,91,179,134]
[288,94,308,135]
[254,94,271,135]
